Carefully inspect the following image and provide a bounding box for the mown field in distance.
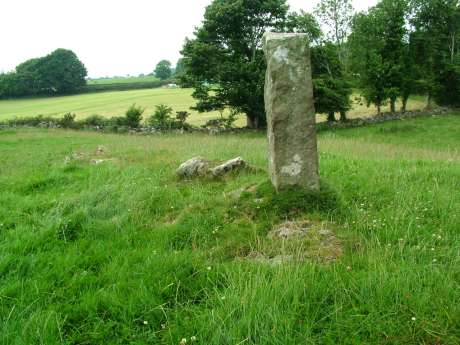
[0,88,428,127]
[0,114,459,344]
[87,75,160,85]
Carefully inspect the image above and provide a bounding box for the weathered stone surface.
[177,157,249,178]
[263,32,320,191]
[176,157,209,178]
[210,157,247,176]
[268,220,311,240]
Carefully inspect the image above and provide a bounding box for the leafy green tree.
[349,0,408,114]
[154,60,172,80]
[38,49,87,94]
[285,10,323,43]
[311,43,352,121]
[181,0,289,129]
[0,49,87,98]
[410,0,460,107]
[174,58,186,77]
[314,0,354,63]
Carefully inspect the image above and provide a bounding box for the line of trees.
[179,0,460,128]
[349,0,460,114]
[0,49,87,98]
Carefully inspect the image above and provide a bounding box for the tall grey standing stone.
[263,32,320,192]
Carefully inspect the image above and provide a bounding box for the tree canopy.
[180,0,349,128]
[154,60,172,80]
[0,49,87,98]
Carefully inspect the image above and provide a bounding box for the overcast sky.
[0,0,377,78]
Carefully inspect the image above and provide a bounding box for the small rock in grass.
[177,156,250,178]
[318,229,333,237]
[90,159,105,165]
[95,146,106,155]
[268,220,311,239]
[210,157,247,177]
[176,157,209,178]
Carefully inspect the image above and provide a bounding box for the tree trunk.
[327,112,336,122]
[426,93,433,110]
[246,115,260,129]
[401,96,408,113]
[377,104,381,116]
[340,111,347,122]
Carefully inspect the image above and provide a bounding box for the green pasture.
[87,75,160,85]
[0,88,428,127]
[0,114,459,344]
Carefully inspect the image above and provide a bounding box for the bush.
[59,113,76,128]
[82,114,106,127]
[0,115,58,127]
[125,104,145,128]
[148,104,174,129]
[176,111,190,125]
[203,110,238,130]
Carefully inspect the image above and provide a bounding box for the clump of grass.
[239,180,343,220]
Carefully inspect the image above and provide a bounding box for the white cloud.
[0,0,377,77]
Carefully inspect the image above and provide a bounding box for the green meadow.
[1,114,459,344]
[0,88,427,127]
[87,75,160,85]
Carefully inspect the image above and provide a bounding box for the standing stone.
[263,32,320,192]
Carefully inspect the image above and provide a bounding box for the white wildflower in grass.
[207,266,212,271]
[411,317,416,321]
[180,338,187,344]
[143,320,148,325]
[431,247,435,251]
[161,323,166,329]
[191,336,197,341]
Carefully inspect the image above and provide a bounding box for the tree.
[285,10,323,44]
[410,0,460,107]
[174,58,186,77]
[349,0,408,114]
[377,0,408,113]
[38,49,87,94]
[0,49,87,98]
[311,43,352,121]
[314,0,354,63]
[181,0,289,129]
[154,60,172,80]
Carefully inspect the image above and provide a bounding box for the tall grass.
[0,114,459,344]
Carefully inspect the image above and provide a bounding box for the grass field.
[0,114,459,344]
[0,88,428,127]
[87,76,160,85]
